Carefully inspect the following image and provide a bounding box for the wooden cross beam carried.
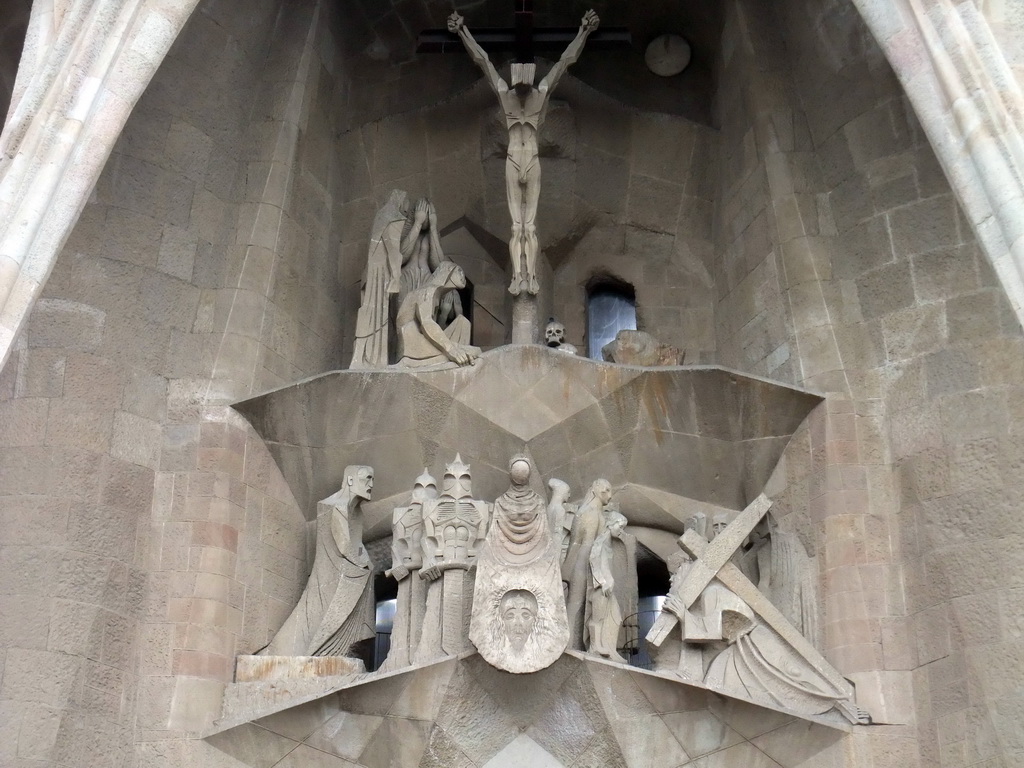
[646,493,852,696]
[651,493,772,634]
[416,0,630,60]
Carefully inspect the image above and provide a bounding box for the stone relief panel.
[647,495,867,725]
[225,346,868,762]
[470,456,569,673]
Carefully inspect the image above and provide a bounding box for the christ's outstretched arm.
[449,12,508,94]
[539,10,599,93]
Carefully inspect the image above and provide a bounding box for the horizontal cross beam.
[416,28,631,55]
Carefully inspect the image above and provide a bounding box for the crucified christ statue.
[448,9,600,296]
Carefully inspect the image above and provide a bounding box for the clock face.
[645,34,692,77]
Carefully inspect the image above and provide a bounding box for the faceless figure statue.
[544,318,578,354]
[449,10,600,296]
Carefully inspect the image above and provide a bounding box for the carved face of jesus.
[500,590,538,651]
[711,514,730,539]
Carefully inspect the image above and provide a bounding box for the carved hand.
[447,344,480,366]
[414,198,429,224]
[447,11,464,33]
[582,9,599,32]
[427,201,438,228]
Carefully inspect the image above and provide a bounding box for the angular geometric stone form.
[206,653,847,768]
[232,347,823,537]
[482,734,565,767]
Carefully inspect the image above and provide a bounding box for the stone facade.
[1,0,1023,766]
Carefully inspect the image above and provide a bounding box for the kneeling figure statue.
[396,261,481,368]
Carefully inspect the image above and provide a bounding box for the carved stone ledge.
[235,654,365,682]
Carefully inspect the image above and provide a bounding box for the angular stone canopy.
[233,346,823,536]
[206,652,847,768]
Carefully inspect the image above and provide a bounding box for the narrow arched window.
[586,278,637,359]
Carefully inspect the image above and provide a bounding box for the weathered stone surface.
[235,655,364,682]
[601,330,685,367]
[6,0,1024,765]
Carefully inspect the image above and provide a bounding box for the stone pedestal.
[235,654,364,682]
[511,292,538,344]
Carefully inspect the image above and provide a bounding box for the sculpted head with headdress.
[441,453,473,499]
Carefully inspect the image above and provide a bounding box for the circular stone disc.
[645,34,692,77]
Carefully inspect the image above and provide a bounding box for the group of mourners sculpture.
[257,457,868,723]
[258,458,636,674]
[349,190,480,371]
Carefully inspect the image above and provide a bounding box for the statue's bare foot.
[528,275,540,295]
[508,276,521,296]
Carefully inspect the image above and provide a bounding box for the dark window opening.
[621,543,671,670]
[368,570,398,671]
[586,277,637,359]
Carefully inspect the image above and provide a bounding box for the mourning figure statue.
[395,261,481,368]
[350,191,462,369]
[260,466,375,659]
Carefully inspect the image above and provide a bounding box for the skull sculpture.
[544,318,578,355]
[545,319,566,347]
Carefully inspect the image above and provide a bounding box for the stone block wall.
[2,0,1023,766]
[549,83,718,360]
[707,0,1024,765]
[0,0,352,763]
